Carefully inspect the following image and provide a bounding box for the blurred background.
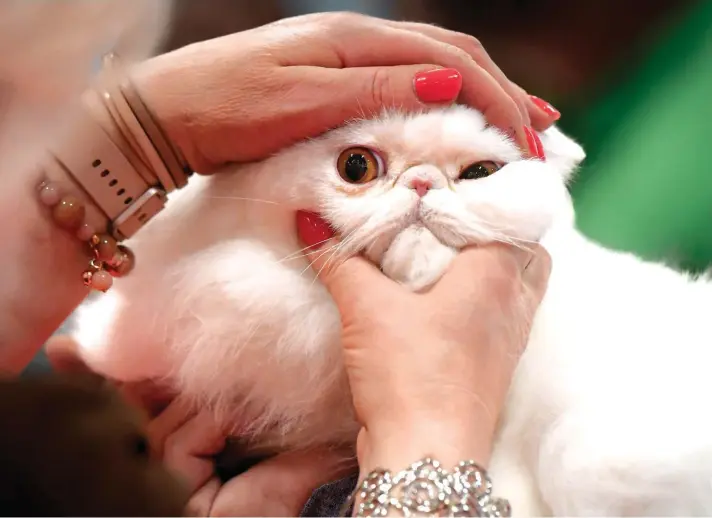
[27,0,712,372]
[163,0,712,272]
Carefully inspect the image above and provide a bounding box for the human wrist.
[129,52,202,174]
[354,417,510,518]
[0,164,95,373]
[0,54,176,371]
[357,404,498,477]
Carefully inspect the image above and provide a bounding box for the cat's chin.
[380,224,458,292]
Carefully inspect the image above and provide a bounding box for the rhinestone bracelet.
[346,457,511,517]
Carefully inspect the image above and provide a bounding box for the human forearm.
[0,159,98,373]
[0,57,178,374]
[357,407,497,478]
[353,406,505,517]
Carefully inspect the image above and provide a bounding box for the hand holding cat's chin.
[301,214,552,470]
[356,372,501,473]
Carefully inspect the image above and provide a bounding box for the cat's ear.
[537,125,586,182]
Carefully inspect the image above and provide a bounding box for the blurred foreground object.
[0,375,188,517]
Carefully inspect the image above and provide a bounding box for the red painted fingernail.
[414,68,462,104]
[530,95,561,121]
[296,210,334,249]
[523,126,546,161]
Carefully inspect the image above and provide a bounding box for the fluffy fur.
[73,106,712,516]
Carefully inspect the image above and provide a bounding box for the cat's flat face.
[271,106,584,290]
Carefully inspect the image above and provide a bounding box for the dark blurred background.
[163,0,712,271]
[28,0,712,372]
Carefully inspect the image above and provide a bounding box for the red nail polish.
[530,95,561,120]
[296,210,334,249]
[524,126,546,161]
[414,68,462,104]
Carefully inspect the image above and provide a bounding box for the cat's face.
[272,106,584,290]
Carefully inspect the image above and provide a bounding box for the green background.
[560,0,712,272]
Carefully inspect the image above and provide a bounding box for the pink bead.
[76,223,96,242]
[90,269,114,292]
[39,183,61,206]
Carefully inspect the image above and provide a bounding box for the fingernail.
[523,126,546,161]
[296,210,334,249]
[530,95,561,121]
[414,68,462,104]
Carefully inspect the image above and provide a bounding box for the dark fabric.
[301,473,358,517]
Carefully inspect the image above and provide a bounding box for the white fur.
[74,105,712,515]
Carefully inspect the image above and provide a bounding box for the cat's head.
[268,106,584,291]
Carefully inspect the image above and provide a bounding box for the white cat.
[73,105,712,516]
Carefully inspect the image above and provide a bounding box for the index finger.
[339,26,529,151]
[284,19,530,152]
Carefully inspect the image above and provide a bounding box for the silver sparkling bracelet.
[344,457,511,517]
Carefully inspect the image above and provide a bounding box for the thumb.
[521,244,553,305]
[317,64,460,121]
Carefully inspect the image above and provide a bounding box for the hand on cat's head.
[300,215,551,443]
[132,12,562,173]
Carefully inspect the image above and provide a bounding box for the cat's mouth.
[358,202,460,291]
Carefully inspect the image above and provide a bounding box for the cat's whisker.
[315,238,356,284]
[465,214,541,247]
[203,195,280,205]
[355,97,367,121]
[277,239,334,264]
[305,226,362,284]
[323,226,370,273]
[297,239,347,279]
[486,230,539,249]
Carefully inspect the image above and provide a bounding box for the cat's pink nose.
[410,178,432,197]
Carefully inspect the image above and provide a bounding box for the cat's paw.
[380,225,457,291]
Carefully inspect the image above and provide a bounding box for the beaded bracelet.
[34,53,190,293]
[37,181,135,293]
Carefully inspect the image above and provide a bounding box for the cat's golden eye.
[337,147,384,184]
[458,161,501,181]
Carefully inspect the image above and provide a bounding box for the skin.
[3,11,557,515]
[46,337,355,516]
[1,13,556,375]
[302,227,552,479]
[1,12,557,374]
[132,12,556,173]
[46,238,551,516]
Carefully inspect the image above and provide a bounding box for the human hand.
[132,12,560,173]
[45,336,353,517]
[298,214,552,469]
